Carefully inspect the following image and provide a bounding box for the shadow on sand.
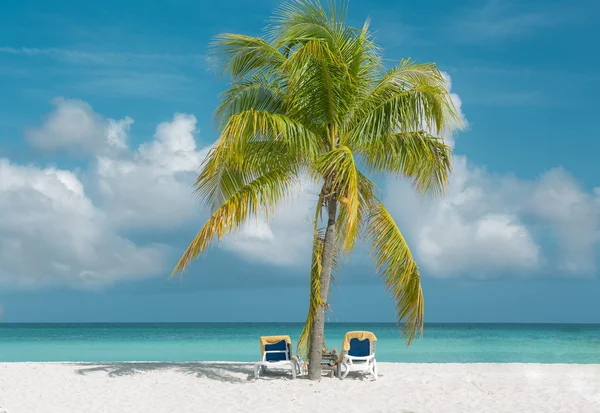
[73,362,380,383]
[73,362,299,383]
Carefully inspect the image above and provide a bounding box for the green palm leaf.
[347,59,460,144]
[366,201,424,343]
[210,34,286,79]
[358,131,453,197]
[173,166,299,274]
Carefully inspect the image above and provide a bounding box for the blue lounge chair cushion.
[348,338,371,357]
[264,340,290,361]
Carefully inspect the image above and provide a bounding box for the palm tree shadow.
[339,371,382,381]
[73,362,263,383]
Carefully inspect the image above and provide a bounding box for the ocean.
[0,323,598,363]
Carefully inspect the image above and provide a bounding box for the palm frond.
[215,73,286,128]
[282,38,350,134]
[366,201,424,344]
[335,169,378,256]
[210,33,286,80]
[346,59,461,146]
[173,166,298,274]
[271,0,332,42]
[194,141,303,211]
[194,152,247,211]
[219,109,322,167]
[358,131,452,197]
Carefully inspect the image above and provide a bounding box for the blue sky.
[0,0,599,324]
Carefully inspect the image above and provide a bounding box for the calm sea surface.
[0,323,598,363]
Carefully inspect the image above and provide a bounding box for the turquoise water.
[0,323,598,363]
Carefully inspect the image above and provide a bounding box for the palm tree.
[173,0,461,380]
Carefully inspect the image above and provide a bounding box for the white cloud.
[0,159,165,288]
[96,113,210,229]
[528,168,600,273]
[25,97,132,154]
[1,100,214,288]
[385,157,542,277]
[385,158,600,278]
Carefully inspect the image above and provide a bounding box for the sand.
[0,362,598,412]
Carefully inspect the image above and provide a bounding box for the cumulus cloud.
[96,113,211,229]
[385,158,600,278]
[385,157,541,276]
[25,97,132,154]
[1,99,215,288]
[528,169,600,273]
[25,98,211,230]
[0,159,165,288]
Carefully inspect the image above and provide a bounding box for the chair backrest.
[348,338,372,357]
[264,340,290,361]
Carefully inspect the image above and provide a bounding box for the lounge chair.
[337,331,378,380]
[254,335,301,379]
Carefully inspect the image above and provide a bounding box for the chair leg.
[372,360,378,380]
[340,363,350,379]
[254,364,260,379]
[291,361,297,379]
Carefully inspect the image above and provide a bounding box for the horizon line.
[1,321,599,325]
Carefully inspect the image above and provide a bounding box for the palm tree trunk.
[307,196,338,380]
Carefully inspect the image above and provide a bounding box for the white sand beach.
[0,362,598,413]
